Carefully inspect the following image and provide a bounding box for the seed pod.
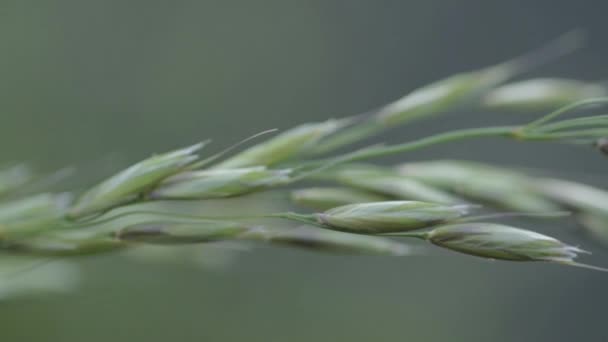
[333,167,463,205]
[0,193,72,239]
[534,178,608,215]
[68,143,203,219]
[116,220,252,245]
[0,193,70,224]
[524,179,608,247]
[151,167,291,200]
[290,187,388,211]
[375,65,514,126]
[398,160,560,212]
[316,201,470,234]
[212,120,344,169]
[3,233,123,257]
[483,78,607,112]
[427,223,596,267]
[240,226,412,255]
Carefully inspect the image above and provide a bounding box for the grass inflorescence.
[3,31,608,298]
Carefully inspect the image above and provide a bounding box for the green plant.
[3,32,608,298]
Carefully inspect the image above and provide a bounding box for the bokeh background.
[1,1,608,341]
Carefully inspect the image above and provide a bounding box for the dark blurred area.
[1,1,607,341]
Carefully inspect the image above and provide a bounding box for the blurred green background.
[1,1,607,341]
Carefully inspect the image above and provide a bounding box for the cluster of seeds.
[2,31,608,298]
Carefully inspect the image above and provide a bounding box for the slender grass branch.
[524,97,608,130]
[299,126,519,170]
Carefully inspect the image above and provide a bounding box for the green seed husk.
[290,187,389,211]
[151,167,292,200]
[68,143,204,219]
[239,226,412,255]
[534,178,608,215]
[330,165,464,205]
[397,160,560,212]
[0,193,70,224]
[423,223,606,271]
[116,220,252,245]
[376,66,513,126]
[1,233,123,257]
[533,178,608,243]
[212,119,345,168]
[483,78,607,112]
[316,201,471,234]
[0,193,73,239]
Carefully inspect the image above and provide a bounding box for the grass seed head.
[151,166,292,200]
[240,226,412,255]
[398,160,560,212]
[116,220,252,245]
[376,65,513,126]
[212,120,344,169]
[290,187,388,211]
[428,222,587,263]
[483,78,607,112]
[333,167,464,205]
[0,193,72,239]
[316,200,471,234]
[534,178,608,215]
[0,193,71,224]
[4,233,124,257]
[68,143,203,219]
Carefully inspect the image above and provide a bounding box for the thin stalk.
[525,128,608,140]
[535,115,608,132]
[524,98,608,131]
[301,126,518,170]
